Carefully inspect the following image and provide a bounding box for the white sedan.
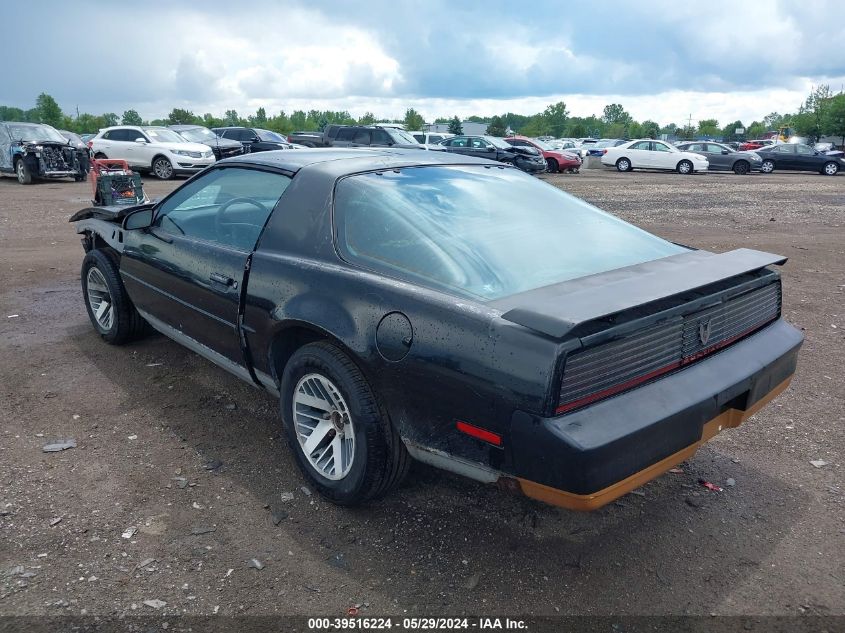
[601,139,709,175]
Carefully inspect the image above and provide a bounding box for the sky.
[3,1,845,127]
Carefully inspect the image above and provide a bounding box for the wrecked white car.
[0,121,84,184]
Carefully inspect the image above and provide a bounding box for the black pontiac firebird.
[70,149,802,510]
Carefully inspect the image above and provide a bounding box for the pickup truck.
[287,125,421,149]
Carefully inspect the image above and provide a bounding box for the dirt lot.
[0,168,842,622]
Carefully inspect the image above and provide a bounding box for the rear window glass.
[334,166,686,300]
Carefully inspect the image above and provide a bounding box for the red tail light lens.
[456,421,502,446]
[602,149,608,155]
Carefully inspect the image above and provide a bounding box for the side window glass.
[153,168,292,251]
[796,144,813,155]
[337,128,357,141]
[451,137,467,147]
[430,135,443,143]
[469,138,487,149]
[352,129,371,144]
[371,129,392,145]
[631,141,650,150]
[652,142,670,152]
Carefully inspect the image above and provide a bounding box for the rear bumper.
[508,318,802,510]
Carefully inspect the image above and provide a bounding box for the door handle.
[210,272,235,287]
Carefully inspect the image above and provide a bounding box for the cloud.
[1,0,843,125]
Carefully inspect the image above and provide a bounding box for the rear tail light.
[602,149,608,155]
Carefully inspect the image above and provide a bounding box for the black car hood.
[491,248,786,339]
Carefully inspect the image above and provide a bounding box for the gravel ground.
[0,168,842,622]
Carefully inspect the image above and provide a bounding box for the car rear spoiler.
[68,202,155,223]
[493,248,787,339]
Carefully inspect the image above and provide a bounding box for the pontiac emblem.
[698,319,712,346]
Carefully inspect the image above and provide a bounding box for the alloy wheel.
[86,266,114,331]
[292,373,355,481]
[153,158,173,179]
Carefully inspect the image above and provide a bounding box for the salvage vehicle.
[59,129,92,180]
[601,139,710,174]
[505,135,582,173]
[90,126,214,180]
[69,148,802,510]
[0,121,83,184]
[438,135,547,173]
[169,125,244,160]
[755,143,844,175]
[675,141,763,174]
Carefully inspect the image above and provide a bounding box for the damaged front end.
[15,141,81,181]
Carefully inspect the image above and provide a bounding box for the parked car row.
[596,138,843,176]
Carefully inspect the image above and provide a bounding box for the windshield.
[177,127,217,143]
[145,128,186,143]
[388,128,420,144]
[334,165,686,300]
[256,129,288,142]
[9,124,68,143]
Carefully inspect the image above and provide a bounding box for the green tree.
[466,115,487,123]
[641,120,660,138]
[794,85,832,141]
[121,109,143,125]
[36,93,63,127]
[101,113,119,127]
[762,112,784,130]
[486,115,506,137]
[720,120,745,141]
[697,119,720,137]
[358,111,376,125]
[403,108,425,131]
[202,113,225,129]
[224,109,240,126]
[0,106,25,121]
[542,101,569,137]
[602,103,631,126]
[167,108,197,125]
[823,93,845,145]
[447,116,463,135]
[746,121,766,138]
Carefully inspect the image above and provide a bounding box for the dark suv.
[212,127,296,153]
[288,125,422,149]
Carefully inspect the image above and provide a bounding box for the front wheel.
[822,161,839,176]
[545,158,559,173]
[733,160,750,175]
[152,156,174,180]
[615,157,631,172]
[760,159,775,174]
[16,159,32,184]
[280,342,409,505]
[677,160,693,175]
[81,250,147,345]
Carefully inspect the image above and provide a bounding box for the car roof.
[169,124,204,130]
[219,147,504,174]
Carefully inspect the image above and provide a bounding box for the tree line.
[2,87,844,144]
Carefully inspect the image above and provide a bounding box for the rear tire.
[761,159,775,174]
[822,161,839,176]
[280,342,410,506]
[677,159,693,175]
[16,159,32,184]
[81,249,147,345]
[733,160,750,175]
[545,158,559,173]
[615,157,631,172]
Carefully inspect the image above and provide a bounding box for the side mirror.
[134,138,147,144]
[251,137,261,143]
[722,150,729,155]
[487,146,496,152]
[123,207,153,230]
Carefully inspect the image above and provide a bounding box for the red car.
[739,139,774,151]
[505,136,582,173]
